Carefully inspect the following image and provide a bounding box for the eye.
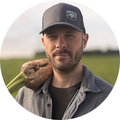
[48,35,57,40]
[66,34,75,38]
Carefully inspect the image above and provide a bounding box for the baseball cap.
[39,3,86,34]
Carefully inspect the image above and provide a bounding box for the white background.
[0,0,120,120]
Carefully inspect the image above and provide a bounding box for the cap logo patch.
[66,10,77,20]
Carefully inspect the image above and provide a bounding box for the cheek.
[71,41,83,56]
[69,40,82,50]
[44,42,54,55]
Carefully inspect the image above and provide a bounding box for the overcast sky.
[0,0,119,58]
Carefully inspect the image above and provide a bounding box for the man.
[16,3,113,119]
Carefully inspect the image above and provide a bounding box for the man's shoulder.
[17,86,34,95]
[16,75,53,103]
[82,65,113,100]
[83,65,113,91]
[16,86,35,102]
[94,76,113,96]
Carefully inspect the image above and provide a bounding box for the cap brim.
[39,22,83,34]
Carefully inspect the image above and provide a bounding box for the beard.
[46,45,83,74]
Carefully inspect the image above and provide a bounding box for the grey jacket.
[16,65,113,119]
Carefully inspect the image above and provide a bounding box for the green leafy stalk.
[7,72,28,94]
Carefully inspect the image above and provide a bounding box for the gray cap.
[40,3,86,34]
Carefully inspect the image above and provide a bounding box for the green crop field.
[0,54,119,98]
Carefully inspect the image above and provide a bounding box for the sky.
[0,0,119,58]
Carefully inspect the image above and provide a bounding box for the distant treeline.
[83,50,119,55]
[35,50,119,57]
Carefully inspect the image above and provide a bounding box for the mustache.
[52,49,72,57]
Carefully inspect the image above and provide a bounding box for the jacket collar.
[35,75,53,95]
[81,65,101,93]
[35,65,101,95]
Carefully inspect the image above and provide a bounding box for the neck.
[51,61,84,88]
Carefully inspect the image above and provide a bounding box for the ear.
[41,36,45,46]
[83,33,89,49]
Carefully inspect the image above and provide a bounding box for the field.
[0,55,119,98]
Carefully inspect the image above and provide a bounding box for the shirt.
[16,65,113,119]
[49,82,81,119]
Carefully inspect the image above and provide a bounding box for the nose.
[56,44,67,49]
[56,36,67,49]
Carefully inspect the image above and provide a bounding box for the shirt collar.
[35,75,53,95]
[81,65,101,93]
[35,65,101,95]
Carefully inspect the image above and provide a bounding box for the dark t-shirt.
[49,82,81,120]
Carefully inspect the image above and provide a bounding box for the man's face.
[42,25,87,73]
